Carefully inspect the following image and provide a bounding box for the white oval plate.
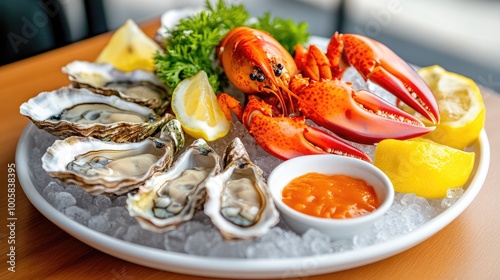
[16,120,490,278]
[16,34,491,279]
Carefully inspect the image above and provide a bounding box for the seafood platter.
[16,1,490,278]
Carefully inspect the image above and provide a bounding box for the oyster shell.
[127,139,220,232]
[204,137,280,240]
[20,87,173,143]
[63,61,169,113]
[41,120,184,195]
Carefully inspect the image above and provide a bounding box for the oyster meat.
[63,61,169,113]
[49,103,146,124]
[204,137,280,240]
[20,87,173,143]
[127,139,220,232]
[42,120,183,195]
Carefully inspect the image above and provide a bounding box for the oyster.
[204,137,280,240]
[41,119,184,195]
[63,61,169,113]
[20,87,173,143]
[127,139,220,232]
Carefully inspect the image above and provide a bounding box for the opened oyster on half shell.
[127,139,220,232]
[41,120,184,195]
[63,61,169,114]
[204,137,280,240]
[20,87,173,143]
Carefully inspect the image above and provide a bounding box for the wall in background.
[101,0,340,37]
[345,0,500,91]
[3,0,499,92]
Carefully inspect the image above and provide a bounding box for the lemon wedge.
[96,19,160,72]
[406,65,485,150]
[171,71,230,141]
[374,138,475,199]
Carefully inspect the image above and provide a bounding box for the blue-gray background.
[2,0,499,92]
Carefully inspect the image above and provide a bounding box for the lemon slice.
[374,138,475,199]
[405,65,485,150]
[96,19,160,72]
[172,71,230,141]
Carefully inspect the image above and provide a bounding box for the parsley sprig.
[155,0,309,94]
[249,13,309,56]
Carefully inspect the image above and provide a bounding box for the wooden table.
[1,19,499,280]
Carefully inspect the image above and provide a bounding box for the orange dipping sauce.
[282,172,379,219]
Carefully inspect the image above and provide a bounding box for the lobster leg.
[217,93,243,121]
[294,44,308,76]
[218,94,371,161]
[305,45,333,81]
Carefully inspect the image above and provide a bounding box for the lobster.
[216,27,439,162]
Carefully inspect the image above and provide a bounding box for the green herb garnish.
[250,12,309,55]
[155,0,309,94]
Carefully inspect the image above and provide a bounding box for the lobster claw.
[327,33,440,124]
[217,94,371,162]
[291,77,435,145]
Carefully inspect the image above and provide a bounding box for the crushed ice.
[30,119,464,259]
[28,67,465,258]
